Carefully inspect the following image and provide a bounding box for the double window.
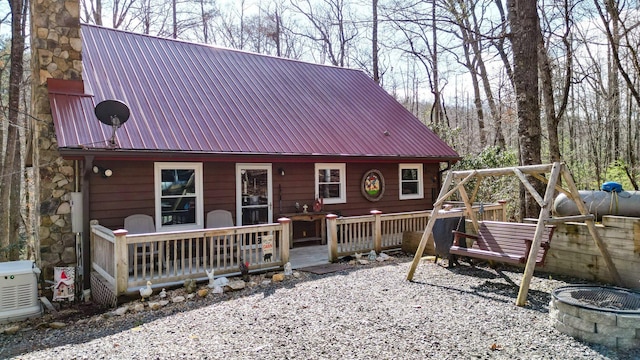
[399,164,424,200]
[315,163,346,204]
[154,162,203,231]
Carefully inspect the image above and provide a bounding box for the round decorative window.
[361,169,385,202]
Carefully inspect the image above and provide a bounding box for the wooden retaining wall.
[544,215,640,290]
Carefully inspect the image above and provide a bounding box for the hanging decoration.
[361,169,385,202]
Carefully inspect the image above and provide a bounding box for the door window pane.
[240,168,270,225]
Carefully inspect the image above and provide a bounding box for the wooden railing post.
[326,214,338,262]
[371,210,382,253]
[113,229,129,295]
[498,200,507,222]
[278,218,291,264]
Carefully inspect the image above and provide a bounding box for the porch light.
[92,165,113,178]
[278,168,285,176]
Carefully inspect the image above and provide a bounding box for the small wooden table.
[280,212,329,248]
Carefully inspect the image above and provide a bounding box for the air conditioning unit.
[0,260,42,324]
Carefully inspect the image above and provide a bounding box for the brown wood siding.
[88,160,441,230]
[202,162,236,217]
[89,161,154,229]
[273,162,439,217]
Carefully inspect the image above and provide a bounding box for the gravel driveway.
[2,254,638,359]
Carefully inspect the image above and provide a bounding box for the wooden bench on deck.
[450,221,555,266]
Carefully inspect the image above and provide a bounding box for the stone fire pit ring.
[550,285,640,350]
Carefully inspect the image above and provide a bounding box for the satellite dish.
[94,100,130,147]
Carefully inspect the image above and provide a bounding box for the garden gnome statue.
[284,262,293,276]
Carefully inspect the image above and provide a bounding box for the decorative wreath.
[361,169,385,202]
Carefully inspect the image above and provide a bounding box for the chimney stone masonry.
[30,0,83,287]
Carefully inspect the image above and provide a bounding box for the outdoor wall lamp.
[92,165,113,178]
[278,168,285,176]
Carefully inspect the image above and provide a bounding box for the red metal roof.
[49,24,459,160]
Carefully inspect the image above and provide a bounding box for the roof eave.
[58,148,461,163]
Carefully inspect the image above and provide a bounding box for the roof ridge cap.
[80,23,366,74]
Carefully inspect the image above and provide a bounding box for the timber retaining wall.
[544,215,640,290]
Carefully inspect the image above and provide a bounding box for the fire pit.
[550,285,640,350]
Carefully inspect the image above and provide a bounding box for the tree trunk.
[1,0,26,261]
[372,0,379,84]
[508,0,542,218]
[608,3,621,160]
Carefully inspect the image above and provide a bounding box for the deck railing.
[326,201,506,261]
[91,219,291,296]
[90,203,505,302]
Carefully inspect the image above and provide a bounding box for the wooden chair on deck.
[124,214,156,272]
[205,210,236,267]
[206,210,235,228]
[124,214,155,234]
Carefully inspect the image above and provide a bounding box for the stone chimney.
[30,0,82,283]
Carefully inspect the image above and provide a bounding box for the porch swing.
[406,162,623,306]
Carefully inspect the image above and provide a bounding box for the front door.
[236,164,273,225]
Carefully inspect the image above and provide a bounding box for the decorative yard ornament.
[284,262,292,276]
[184,278,197,294]
[313,197,323,212]
[53,267,76,302]
[368,250,377,261]
[206,268,215,288]
[139,281,153,301]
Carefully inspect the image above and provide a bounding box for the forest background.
[0,0,639,260]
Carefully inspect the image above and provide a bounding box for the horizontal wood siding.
[341,163,438,216]
[202,162,236,219]
[272,162,315,215]
[90,161,154,229]
[89,160,441,230]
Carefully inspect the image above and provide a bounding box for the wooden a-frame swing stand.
[406,162,623,306]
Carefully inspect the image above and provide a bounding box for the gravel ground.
[2,254,639,360]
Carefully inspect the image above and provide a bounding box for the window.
[315,163,346,204]
[154,162,203,231]
[399,164,423,200]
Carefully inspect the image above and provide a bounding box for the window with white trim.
[154,162,204,231]
[399,164,424,200]
[315,163,346,204]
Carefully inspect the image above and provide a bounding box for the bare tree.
[372,0,379,83]
[1,0,27,261]
[538,0,573,163]
[387,1,447,129]
[289,0,358,67]
[81,0,103,25]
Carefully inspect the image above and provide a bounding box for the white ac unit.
[0,260,42,324]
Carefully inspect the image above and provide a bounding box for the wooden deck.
[89,203,506,306]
